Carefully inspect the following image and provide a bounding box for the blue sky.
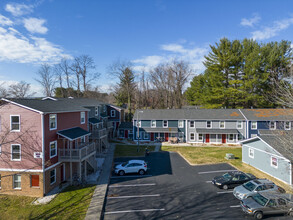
[0,0,293,95]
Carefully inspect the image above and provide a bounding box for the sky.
[0,0,293,96]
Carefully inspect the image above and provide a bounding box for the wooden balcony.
[90,128,107,139]
[59,142,96,162]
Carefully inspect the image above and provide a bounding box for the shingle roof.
[57,127,91,141]
[133,109,245,120]
[3,98,89,114]
[55,97,105,106]
[89,117,102,124]
[240,109,293,121]
[119,122,133,129]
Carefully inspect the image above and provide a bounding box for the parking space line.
[111,175,152,179]
[109,183,156,188]
[108,194,160,199]
[205,181,212,183]
[105,208,165,215]
[230,205,241,208]
[217,191,234,194]
[198,169,237,174]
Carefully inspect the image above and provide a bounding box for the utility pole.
[136,110,143,152]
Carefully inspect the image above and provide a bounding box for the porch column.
[85,159,87,179]
[79,161,82,182]
[70,141,73,185]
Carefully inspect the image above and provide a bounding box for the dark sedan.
[212,171,256,190]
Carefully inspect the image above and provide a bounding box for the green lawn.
[0,185,96,220]
[114,144,156,157]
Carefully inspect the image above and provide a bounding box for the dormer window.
[206,121,212,128]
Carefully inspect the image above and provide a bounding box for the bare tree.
[8,81,36,98]
[35,64,56,97]
[0,82,8,98]
[54,58,72,97]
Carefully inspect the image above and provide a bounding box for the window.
[163,120,168,128]
[269,121,276,130]
[50,141,57,158]
[285,121,291,130]
[80,112,85,124]
[10,115,20,131]
[251,121,257,130]
[178,120,184,128]
[206,121,212,128]
[31,175,39,187]
[237,121,243,129]
[11,144,21,161]
[50,169,56,185]
[219,121,225,129]
[13,174,21,189]
[151,120,156,128]
[49,114,57,130]
[190,132,195,141]
[267,199,277,207]
[228,134,234,141]
[81,136,85,143]
[144,132,149,139]
[119,130,124,138]
[271,156,278,168]
[189,121,195,128]
[95,107,99,116]
[111,110,115,117]
[198,133,203,141]
[249,148,254,158]
[278,198,286,206]
[137,120,141,127]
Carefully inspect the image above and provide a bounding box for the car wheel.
[254,211,263,219]
[118,170,125,176]
[138,169,145,175]
[288,211,293,216]
[222,185,228,190]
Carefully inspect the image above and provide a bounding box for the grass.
[162,146,293,193]
[114,144,156,157]
[0,185,96,220]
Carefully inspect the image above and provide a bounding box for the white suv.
[115,160,147,176]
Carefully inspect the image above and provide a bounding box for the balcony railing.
[59,142,96,162]
[91,128,107,139]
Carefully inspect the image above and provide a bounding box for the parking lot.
[102,151,291,219]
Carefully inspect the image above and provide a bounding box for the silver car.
[233,179,284,200]
[114,160,147,176]
[240,192,293,219]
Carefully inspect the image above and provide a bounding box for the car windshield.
[223,173,232,180]
[252,194,268,207]
[121,162,128,167]
[243,181,256,191]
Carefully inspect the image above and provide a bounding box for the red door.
[125,130,128,138]
[116,122,119,129]
[222,134,226,143]
[150,133,154,141]
[165,133,169,141]
[206,134,210,143]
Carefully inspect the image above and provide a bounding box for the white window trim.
[271,156,278,168]
[248,148,254,159]
[251,121,257,130]
[95,106,99,116]
[13,174,21,189]
[206,121,212,129]
[111,110,115,117]
[163,120,168,128]
[49,114,57,130]
[228,134,234,141]
[10,115,20,132]
[50,168,56,185]
[269,121,276,130]
[219,121,225,129]
[237,121,243,129]
[190,132,195,141]
[189,121,195,128]
[137,120,141,128]
[285,121,291,130]
[198,133,203,141]
[50,141,57,159]
[151,120,156,128]
[80,112,85,124]
[11,144,21,161]
[144,132,149,139]
[178,120,184,128]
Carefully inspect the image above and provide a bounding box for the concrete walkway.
[85,144,115,220]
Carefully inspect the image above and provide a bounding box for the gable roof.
[240,109,293,121]
[55,97,105,106]
[2,98,89,114]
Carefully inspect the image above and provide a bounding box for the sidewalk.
[85,143,115,220]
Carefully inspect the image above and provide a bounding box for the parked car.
[212,171,256,190]
[240,192,293,219]
[233,179,285,200]
[115,160,147,176]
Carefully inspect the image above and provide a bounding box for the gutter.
[41,113,46,196]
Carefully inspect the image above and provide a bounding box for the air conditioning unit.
[225,153,235,160]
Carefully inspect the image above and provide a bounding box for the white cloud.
[251,17,293,40]
[0,14,13,26]
[5,3,33,17]
[0,26,71,64]
[133,55,165,71]
[240,14,261,27]
[23,18,48,34]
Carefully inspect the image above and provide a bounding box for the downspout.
[41,113,46,196]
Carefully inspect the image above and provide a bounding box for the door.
[206,134,210,143]
[150,133,154,141]
[165,133,169,141]
[125,130,128,138]
[222,134,226,143]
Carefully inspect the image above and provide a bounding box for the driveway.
[102,151,291,219]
